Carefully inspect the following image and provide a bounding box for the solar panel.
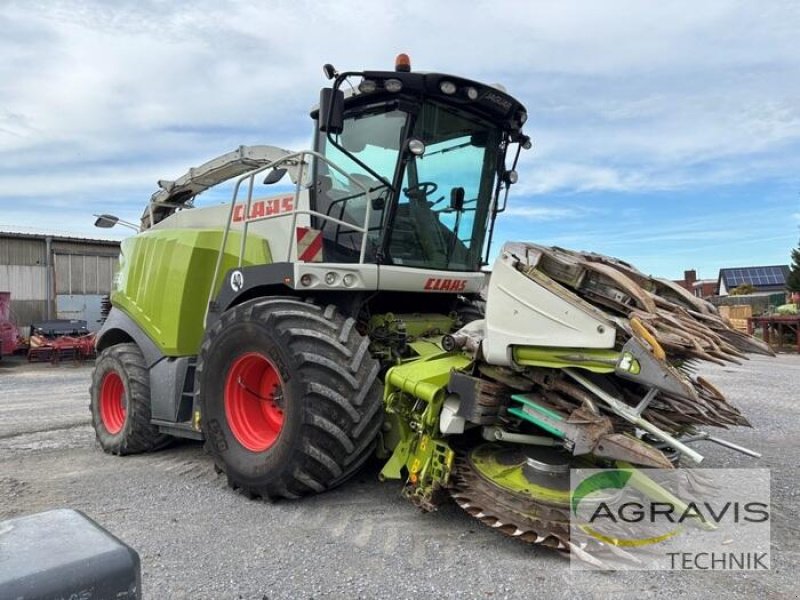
[721,266,788,289]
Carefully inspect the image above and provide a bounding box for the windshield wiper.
[422,140,472,158]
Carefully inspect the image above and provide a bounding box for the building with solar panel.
[717,265,790,296]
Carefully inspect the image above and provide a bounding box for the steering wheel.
[403,181,438,201]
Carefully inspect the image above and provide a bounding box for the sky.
[1,0,798,280]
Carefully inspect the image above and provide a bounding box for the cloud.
[0,0,799,246]
[515,163,652,195]
[493,184,800,275]
[503,205,585,221]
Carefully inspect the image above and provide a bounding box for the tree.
[788,239,800,293]
[731,283,756,296]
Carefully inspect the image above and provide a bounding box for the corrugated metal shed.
[0,231,120,329]
[0,265,47,299]
[0,230,120,245]
[52,239,120,257]
[3,301,47,330]
[55,254,117,294]
[0,236,46,266]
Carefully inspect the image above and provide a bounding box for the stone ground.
[0,353,797,599]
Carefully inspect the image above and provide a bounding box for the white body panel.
[152,189,312,263]
[292,264,484,293]
[483,250,616,366]
[377,265,484,294]
[293,263,379,290]
[151,191,485,294]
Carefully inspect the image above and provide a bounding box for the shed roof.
[0,230,120,246]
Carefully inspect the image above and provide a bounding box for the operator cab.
[310,54,529,272]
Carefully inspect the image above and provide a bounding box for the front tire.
[456,298,485,327]
[197,298,383,500]
[90,343,170,455]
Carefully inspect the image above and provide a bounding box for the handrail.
[205,149,375,324]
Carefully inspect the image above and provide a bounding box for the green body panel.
[513,345,620,373]
[113,228,272,356]
[407,339,445,356]
[380,351,471,503]
[374,338,446,465]
[384,352,470,406]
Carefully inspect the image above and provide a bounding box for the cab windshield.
[314,101,500,270]
[390,103,499,271]
[314,106,405,262]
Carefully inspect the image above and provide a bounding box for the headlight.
[407,138,426,156]
[439,81,457,95]
[384,79,403,93]
[358,79,377,93]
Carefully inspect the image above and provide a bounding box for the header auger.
[90,55,767,562]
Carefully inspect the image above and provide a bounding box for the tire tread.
[197,297,383,500]
[90,343,170,456]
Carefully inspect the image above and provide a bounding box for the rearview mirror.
[92,214,139,232]
[94,214,118,228]
[450,187,465,212]
[263,168,287,185]
[371,196,386,211]
[319,88,344,135]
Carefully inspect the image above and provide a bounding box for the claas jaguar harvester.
[91,54,769,559]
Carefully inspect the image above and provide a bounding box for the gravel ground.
[0,354,797,599]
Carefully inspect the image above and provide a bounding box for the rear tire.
[456,298,485,327]
[90,343,170,455]
[197,298,383,500]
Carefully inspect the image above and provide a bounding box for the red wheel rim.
[224,352,285,452]
[99,371,126,434]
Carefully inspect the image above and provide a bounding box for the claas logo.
[233,196,294,222]
[424,278,468,292]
